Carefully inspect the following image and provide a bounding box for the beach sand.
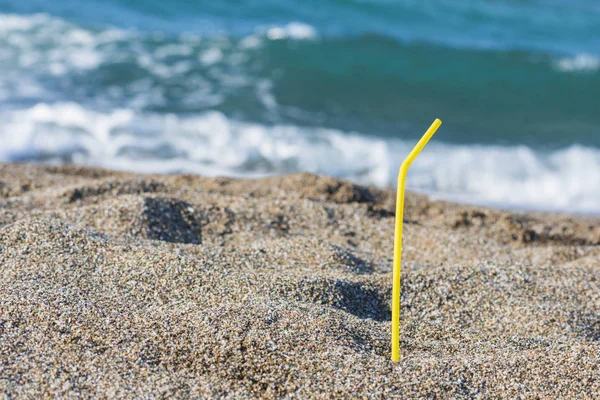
[0,163,598,398]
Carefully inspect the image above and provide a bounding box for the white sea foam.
[199,48,223,65]
[265,22,318,40]
[556,53,600,72]
[401,143,600,213]
[0,13,106,75]
[0,13,49,32]
[0,12,262,109]
[1,102,599,213]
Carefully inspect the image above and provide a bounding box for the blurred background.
[0,0,599,212]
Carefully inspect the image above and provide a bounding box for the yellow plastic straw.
[392,118,442,362]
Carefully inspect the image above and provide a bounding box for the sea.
[1,0,599,212]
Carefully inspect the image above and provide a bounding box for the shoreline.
[4,160,599,217]
[1,162,598,398]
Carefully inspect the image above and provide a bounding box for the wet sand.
[0,163,598,398]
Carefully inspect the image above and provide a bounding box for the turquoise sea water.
[0,0,599,211]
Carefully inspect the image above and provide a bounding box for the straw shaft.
[391,118,442,362]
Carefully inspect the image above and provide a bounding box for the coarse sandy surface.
[0,163,598,398]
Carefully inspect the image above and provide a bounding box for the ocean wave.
[2,11,599,149]
[1,102,600,213]
[1,10,600,213]
[3,0,600,56]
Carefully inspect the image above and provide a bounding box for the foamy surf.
[1,102,599,213]
[556,54,600,72]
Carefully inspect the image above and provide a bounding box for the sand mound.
[0,163,598,398]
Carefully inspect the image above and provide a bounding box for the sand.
[0,163,598,398]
